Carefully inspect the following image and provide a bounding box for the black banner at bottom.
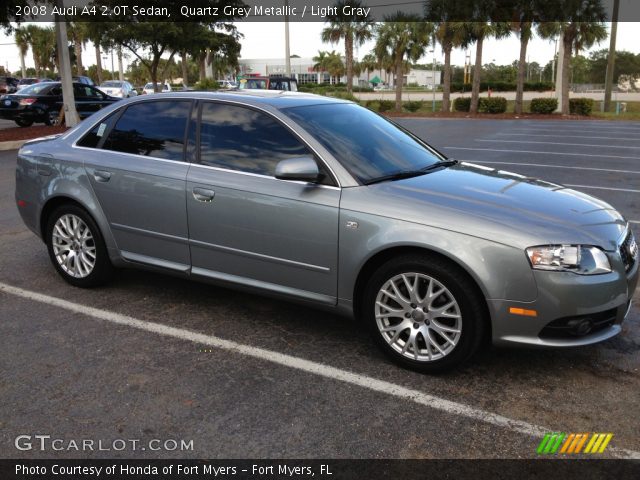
[3,459,640,480]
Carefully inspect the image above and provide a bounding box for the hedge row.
[569,98,594,116]
[450,81,553,93]
[530,98,558,114]
[453,97,508,113]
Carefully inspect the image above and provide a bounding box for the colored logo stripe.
[537,433,613,454]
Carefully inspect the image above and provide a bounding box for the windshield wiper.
[364,159,458,186]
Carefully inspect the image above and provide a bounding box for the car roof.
[129,90,350,109]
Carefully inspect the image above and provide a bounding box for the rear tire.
[43,109,59,126]
[362,254,486,373]
[15,118,33,127]
[45,204,113,288]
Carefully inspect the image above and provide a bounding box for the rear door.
[186,101,340,303]
[80,99,193,271]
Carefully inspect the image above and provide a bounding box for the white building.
[237,57,441,88]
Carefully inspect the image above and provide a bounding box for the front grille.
[619,229,637,273]
[540,308,617,339]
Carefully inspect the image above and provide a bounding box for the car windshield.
[284,103,442,184]
[18,83,52,95]
[18,78,37,85]
[144,83,153,89]
[101,81,122,87]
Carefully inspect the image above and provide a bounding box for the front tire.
[45,205,113,287]
[362,254,486,373]
[15,118,34,127]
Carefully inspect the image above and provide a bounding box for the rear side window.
[102,100,191,161]
[77,112,117,149]
[198,102,311,176]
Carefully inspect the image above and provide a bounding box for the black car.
[0,81,119,127]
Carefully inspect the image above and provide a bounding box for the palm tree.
[67,22,87,76]
[375,14,433,111]
[433,21,467,112]
[30,26,56,76]
[312,50,330,83]
[321,0,373,93]
[464,21,511,114]
[14,27,29,78]
[360,53,377,82]
[538,1,607,114]
[24,24,43,76]
[510,1,541,115]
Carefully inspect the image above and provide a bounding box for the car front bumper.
[489,248,638,347]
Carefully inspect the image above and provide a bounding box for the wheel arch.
[38,193,118,261]
[352,245,492,341]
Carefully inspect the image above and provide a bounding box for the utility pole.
[118,47,124,81]
[604,0,620,113]
[54,1,79,127]
[284,0,291,76]
[555,34,564,113]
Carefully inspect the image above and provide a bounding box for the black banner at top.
[3,0,640,23]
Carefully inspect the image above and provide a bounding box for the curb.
[0,139,27,151]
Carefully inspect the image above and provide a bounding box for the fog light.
[567,318,593,336]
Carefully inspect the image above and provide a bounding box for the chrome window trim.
[71,145,340,191]
[70,95,346,188]
[197,99,341,187]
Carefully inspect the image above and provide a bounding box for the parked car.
[14,91,638,372]
[142,82,172,94]
[56,75,94,86]
[97,80,137,98]
[16,78,52,91]
[238,76,298,92]
[0,76,19,94]
[0,81,120,127]
[217,80,237,89]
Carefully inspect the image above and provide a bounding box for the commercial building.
[237,57,441,87]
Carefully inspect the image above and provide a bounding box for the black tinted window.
[77,112,117,149]
[199,103,311,176]
[103,101,191,161]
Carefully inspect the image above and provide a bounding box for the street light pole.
[431,47,436,112]
[284,0,291,77]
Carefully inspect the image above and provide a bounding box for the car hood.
[346,162,626,250]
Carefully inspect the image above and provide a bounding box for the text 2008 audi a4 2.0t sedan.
[15,91,638,372]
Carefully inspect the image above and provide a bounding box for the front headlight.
[526,245,611,275]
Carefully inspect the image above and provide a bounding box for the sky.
[1,21,639,75]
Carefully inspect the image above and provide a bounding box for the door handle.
[93,170,112,182]
[192,187,215,202]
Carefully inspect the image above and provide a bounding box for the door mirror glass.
[275,156,320,182]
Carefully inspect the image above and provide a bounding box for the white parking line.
[564,184,640,193]
[497,133,640,142]
[1,281,638,459]
[477,139,640,150]
[444,146,640,160]
[460,160,640,175]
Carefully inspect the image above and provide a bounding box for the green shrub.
[569,98,594,116]
[365,100,380,111]
[453,97,471,112]
[377,100,394,112]
[478,97,507,113]
[530,98,558,114]
[194,78,218,91]
[403,100,423,112]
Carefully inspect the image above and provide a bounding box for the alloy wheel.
[374,272,462,362]
[51,214,96,278]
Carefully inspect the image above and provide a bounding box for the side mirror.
[275,156,321,183]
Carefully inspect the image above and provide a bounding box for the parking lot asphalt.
[1,118,640,460]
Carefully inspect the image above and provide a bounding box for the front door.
[186,101,340,303]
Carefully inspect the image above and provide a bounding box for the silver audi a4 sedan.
[15,91,639,372]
